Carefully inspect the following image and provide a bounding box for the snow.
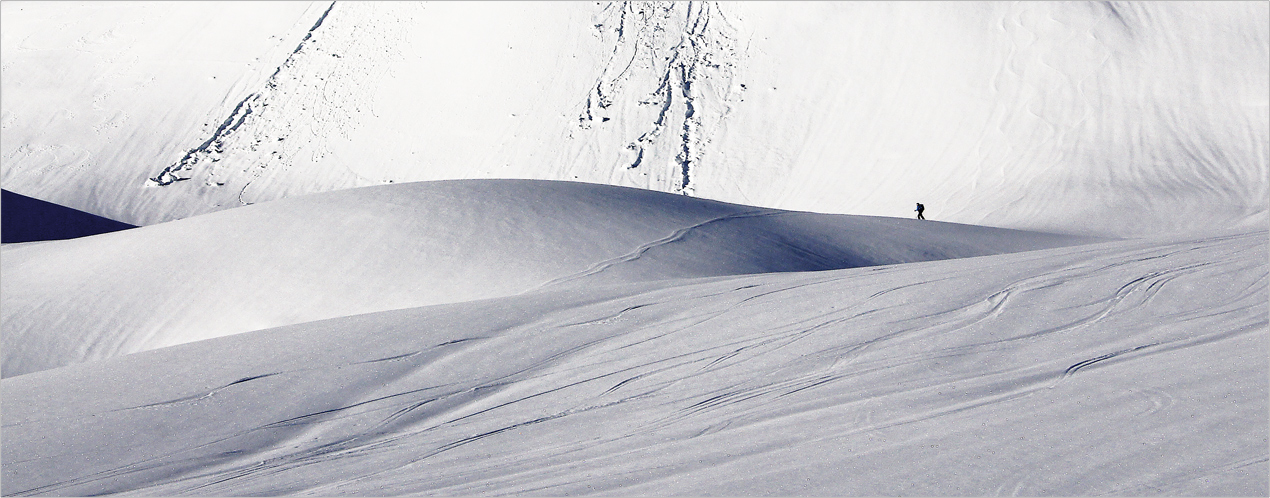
[0,179,1101,378]
[1,1,323,220]
[2,2,1266,236]
[2,225,1264,495]
[2,1,1267,496]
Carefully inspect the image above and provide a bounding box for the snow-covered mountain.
[3,2,1265,236]
[2,2,1267,496]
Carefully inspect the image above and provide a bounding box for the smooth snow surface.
[1,179,1099,378]
[2,2,1266,236]
[3,228,1265,496]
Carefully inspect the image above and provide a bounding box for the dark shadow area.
[2,189,135,243]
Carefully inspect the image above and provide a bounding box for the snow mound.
[1,179,1099,378]
[3,229,1263,496]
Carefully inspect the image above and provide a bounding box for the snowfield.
[2,1,1267,496]
[2,219,1265,496]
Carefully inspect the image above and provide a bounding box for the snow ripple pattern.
[3,230,1265,496]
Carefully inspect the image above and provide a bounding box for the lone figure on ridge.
[915,203,925,220]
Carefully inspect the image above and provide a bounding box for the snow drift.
[1,179,1098,378]
[3,228,1264,496]
[2,2,1265,236]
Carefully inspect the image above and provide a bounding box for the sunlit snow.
[1,1,1266,496]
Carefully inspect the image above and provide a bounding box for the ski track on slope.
[525,208,781,291]
[4,230,1265,496]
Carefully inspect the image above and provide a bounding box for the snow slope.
[3,228,1264,496]
[2,2,1266,495]
[3,2,1266,236]
[1,179,1098,378]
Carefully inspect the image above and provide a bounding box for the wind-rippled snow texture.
[3,229,1264,496]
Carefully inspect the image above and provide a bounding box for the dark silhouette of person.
[915,202,925,220]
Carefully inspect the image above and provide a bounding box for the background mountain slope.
[3,1,1265,236]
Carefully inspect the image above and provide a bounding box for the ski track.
[525,208,781,291]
